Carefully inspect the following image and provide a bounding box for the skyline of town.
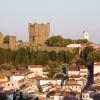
[0,0,100,100]
[0,0,100,44]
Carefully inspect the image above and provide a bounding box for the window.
[33,36,35,42]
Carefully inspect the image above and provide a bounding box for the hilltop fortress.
[0,22,89,52]
[0,23,51,50]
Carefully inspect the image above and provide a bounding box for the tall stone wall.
[32,45,73,53]
[28,23,50,44]
[9,36,16,50]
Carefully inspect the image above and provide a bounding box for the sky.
[0,0,100,44]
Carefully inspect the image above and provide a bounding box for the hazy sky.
[0,0,100,44]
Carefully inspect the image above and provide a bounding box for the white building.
[66,44,81,48]
[94,62,100,74]
[68,69,80,76]
[28,65,47,77]
[83,31,89,40]
[63,84,82,93]
[39,78,61,86]
[80,67,88,76]
[9,75,24,81]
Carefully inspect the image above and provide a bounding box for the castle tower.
[83,31,89,40]
[28,23,50,45]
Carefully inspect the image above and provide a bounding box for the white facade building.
[66,44,81,48]
[10,75,24,81]
[83,31,89,40]
[39,78,61,86]
[94,62,100,74]
[28,65,47,77]
[68,70,80,76]
[80,67,88,76]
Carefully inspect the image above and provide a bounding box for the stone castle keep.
[0,32,16,50]
[0,23,50,50]
[29,23,50,44]
[0,22,73,52]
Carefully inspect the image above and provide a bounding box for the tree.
[87,50,100,63]
[0,48,5,64]
[46,35,67,47]
[0,48,16,65]
[30,51,37,64]
[36,51,50,65]
[80,46,94,65]
[15,48,30,65]
[58,51,73,64]
[45,61,60,78]
[49,51,58,61]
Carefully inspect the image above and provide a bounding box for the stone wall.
[32,45,73,53]
[9,36,16,50]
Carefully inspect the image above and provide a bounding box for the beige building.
[28,23,50,44]
[28,65,47,77]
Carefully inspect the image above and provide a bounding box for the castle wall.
[3,43,9,49]
[9,36,16,50]
[32,45,73,53]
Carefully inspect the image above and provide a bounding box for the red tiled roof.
[94,73,100,76]
[0,75,5,79]
[30,77,62,80]
[94,62,100,66]
[29,65,47,68]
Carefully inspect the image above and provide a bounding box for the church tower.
[83,31,89,40]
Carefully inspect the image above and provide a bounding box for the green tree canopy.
[58,50,73,64]
[46,35,67,47]
[15,48,30,65]
[36,51,50,65]
[87,50,100,63]
[79,46,94,65]
[45,61,60,78]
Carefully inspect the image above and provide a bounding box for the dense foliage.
[0,47,74,70]
[79,46,100,66]
[0,45,99,71]
[46,35,90,47]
